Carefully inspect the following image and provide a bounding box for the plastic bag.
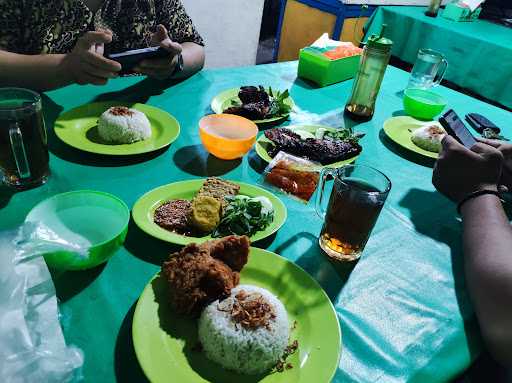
[0,222,84,383]
[260,151,321,203]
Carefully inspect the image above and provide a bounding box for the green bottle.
[345,25,393,121]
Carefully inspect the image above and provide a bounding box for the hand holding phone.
[439,109,477,149]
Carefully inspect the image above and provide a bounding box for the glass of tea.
[0,88,49,189]
[315,164,391,262]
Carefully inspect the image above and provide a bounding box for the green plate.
[210,88,294,125]
[54,102,180,155]
[132,179,287,245]
[382,116,440,159]
[255,125,360,169]
[132,247,342,383]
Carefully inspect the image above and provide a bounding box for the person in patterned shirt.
[0,0,205,90]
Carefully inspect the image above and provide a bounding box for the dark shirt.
[0,0,204,54]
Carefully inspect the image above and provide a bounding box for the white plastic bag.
[0,223,84,383]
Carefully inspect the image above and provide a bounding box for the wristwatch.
[170,53,184,78]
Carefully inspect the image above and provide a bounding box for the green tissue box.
[298,48,360,87]
[442,2,481,21]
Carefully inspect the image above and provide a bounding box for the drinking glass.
[407,48,448,89]
[315,164,391,262]
[0,88,49,189]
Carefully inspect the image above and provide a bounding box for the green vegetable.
[268,87,292,117]
[323,128,365,145]
[212,196,274,238]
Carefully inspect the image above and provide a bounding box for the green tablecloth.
[365,5,512,109]
[1,62,511,382]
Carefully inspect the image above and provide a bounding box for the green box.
[297,48,360,87]
[442,2,482,22]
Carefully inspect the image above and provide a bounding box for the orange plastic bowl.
[199,114,259,160]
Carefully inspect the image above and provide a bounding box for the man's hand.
[432,136,504,202]
[477,138,512,192]
[60,30,121,85]
[134,25,182,80]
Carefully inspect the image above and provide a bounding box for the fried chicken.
[161,235,250,315]
[201,235,250,272]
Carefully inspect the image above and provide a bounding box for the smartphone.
[439,109,477,148]
[107,47,169,74]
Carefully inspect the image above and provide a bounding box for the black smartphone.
[439,109,477,148]
[107,47,169,74]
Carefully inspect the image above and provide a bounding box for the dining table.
[365,5,512,110]
[1,60,510,382]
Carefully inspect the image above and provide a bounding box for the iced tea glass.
[315,164,391,262]
[0,88,49,189]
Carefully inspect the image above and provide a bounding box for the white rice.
[198,284,290,375]
[411,124,447,153]
[97,107,151,144]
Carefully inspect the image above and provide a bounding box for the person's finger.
[83,51,122,72]
[150,24,169,45]
[472,144,505,172]
[442,135,485,164]
[96,28,113,37]
[82,61,118,79]
[94,43,105,56]
[471,142,493,154]
[441,135,461,150]
[159,39,182,55]
[440,135,469,157]
[471,143,504,167]
[471,143,504,160]
[476,137,502,148]
[497,144,512,158]
[79,31,113,49]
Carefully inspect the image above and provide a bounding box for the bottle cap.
[366,24,393,52]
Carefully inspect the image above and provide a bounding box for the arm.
[0,51,72,91]
[461,195,512,367]
[0,31,121,92]
[433,136,512,367]
[173,41,204,79]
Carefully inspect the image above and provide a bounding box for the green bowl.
[25,190,130,270]
[403,88,447,120]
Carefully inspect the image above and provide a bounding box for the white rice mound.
[411,124,447,153]
[97,106,151,144]
[198,284,289,375]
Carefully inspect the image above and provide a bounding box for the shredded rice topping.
[109,106,134,117]
[219,290,276,330]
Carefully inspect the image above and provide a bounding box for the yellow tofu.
[189,196,222,233]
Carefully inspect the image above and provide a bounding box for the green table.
[1,62,511,382]
[365,5,512,110]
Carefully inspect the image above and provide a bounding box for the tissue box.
[298,47,361,87]
[442,2,482,21]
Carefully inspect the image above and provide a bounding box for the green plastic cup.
[25,190,130,270]
[403,88,447,120]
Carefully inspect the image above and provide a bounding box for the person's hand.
[432,136,504,202]
[134,24,182,80]
[477,138,512,192]
[61,30,121,85]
